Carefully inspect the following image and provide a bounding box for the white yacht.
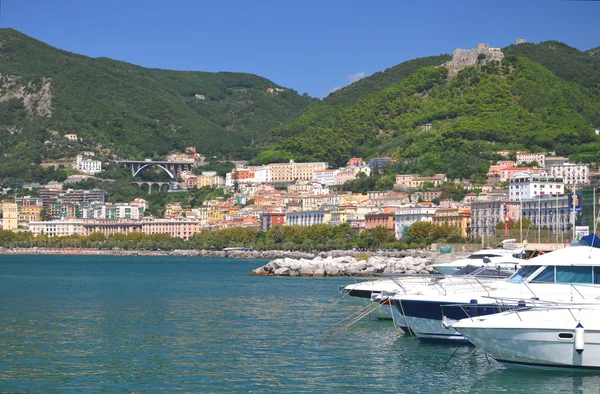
[431,240,525,275]
[392,246,600,343]
[452,304,600,370]
[340,265,509,321]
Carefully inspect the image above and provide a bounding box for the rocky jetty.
[251,250,438,277]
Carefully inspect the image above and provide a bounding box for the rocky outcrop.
[251,251,438,277]
[0,74,52,117]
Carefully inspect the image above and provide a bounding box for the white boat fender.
[575,322,585,354]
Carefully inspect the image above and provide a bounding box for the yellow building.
[19,205,42,223]
[197,172,225,188]
[2,202,18,231]
[432,208,471,237]
[164,202,183,218]
[266,160,328,182]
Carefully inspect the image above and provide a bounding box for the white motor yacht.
[432,240,525,275]
[340,265,509,321]
[452,303,600,370]
[392,246,600,343]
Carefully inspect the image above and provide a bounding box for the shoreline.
[0,247,437,260]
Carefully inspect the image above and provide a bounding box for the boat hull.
[458,326,600,370]
[393,298,506,343]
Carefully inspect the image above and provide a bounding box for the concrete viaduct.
[131,182,170,195]
[116,160,193,179]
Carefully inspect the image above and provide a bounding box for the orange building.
[364,207,398,230]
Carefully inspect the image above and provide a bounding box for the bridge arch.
[132,164,174,179]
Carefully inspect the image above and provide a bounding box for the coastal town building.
[394,174,446,189]
[74,155,102,174]
[197,171,225,188]
[2,202,18,231]
[140,218,200,240]
[260,212,285,232]
[29,220,86,237]
[549,163,589,187]
[82,202,141,220]
[18,205,42,223]
[364,206,399,230]
[544,156,569,169]
[393,206,437,239]
[286,210,329,227]
[508,174,565,201]
[432,207,471,237]
[516,152,546,167]
[368,157,392,173]
[520,194,572,234]
[469,201,521,238]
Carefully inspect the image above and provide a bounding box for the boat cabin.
[507,246,600,285]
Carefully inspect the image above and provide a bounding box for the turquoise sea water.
[1,255,599,393]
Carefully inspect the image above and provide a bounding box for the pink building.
[141,219,200,240]
[336,168,356,185]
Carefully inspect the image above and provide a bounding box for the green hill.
[585,46,600,56]
[504,41,600,93]
[0,28,314,181]
[322,54,451,107]
[256,57,600,180]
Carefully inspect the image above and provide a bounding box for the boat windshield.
[507,265,541,283]
[468,253,502,259]
[452,265,480,275]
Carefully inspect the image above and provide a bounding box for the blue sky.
[2,0,599,98]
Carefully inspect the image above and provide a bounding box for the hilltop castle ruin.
[443,43,504,75]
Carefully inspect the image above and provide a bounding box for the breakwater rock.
[251,251,435,277]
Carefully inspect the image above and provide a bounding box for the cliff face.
[0,74,52,117]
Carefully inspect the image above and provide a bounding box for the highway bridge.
[116,160,193,179]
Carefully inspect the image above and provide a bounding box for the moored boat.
[451,303,600,370]
[392,246,600,343]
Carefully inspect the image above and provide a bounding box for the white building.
[508,174,564,201]
[393,206,437,239]
[75,155,102,174]
[28,220,86,237]
[286,210,327,227]
[82,202,141,220]
[64,134,78,142]
[254,167,271,184]
[312,169,339,186]
[549,163,589,188]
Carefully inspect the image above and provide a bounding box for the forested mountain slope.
[504,41,600,93]
[322,54,451,107]
[0,28,314,178]
[256,57,600,180]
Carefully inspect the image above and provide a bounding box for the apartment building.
[469,201,521,238]
[432,208,471,237]
[29,220,86,237]
[286,210,329,226]
[549,163,589,187]
[140,218,201,240]
[508,174,564,201]
[516,152,546,167]
[393,206,436,239]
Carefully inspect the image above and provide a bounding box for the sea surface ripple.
[1,255,599,393]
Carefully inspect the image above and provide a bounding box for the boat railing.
[451,295,600,322]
